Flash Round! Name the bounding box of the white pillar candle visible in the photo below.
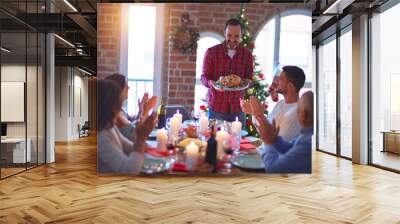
[186,141,199,170]
[231,116,242,134]
[170,116,181,138]
[199,115,209,133]
[175,109,183,125]
[156,128,168,152]
[216,127,229,160]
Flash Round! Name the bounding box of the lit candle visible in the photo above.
[216,127,229,160]
[186,141,199,170]
[156,128,168,152]
[170,115,181,138]
[175,109,183,125]
[231,116,242,134]
[199,115,209,133]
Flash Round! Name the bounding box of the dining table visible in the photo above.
[140,119,267,175]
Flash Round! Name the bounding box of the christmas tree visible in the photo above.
[235,5,269,137]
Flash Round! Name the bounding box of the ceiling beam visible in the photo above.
[322,0,356,15]
[55,55,96,71]
[67,13,97,41]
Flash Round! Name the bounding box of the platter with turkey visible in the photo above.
[212,74,249,91]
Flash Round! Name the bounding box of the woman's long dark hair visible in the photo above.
[97,79,123,131]
[105,73,127,98]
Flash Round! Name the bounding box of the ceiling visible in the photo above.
[0,0,98,74]
[311,0,390,43]
[1,0,394,74]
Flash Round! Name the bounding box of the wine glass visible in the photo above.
[229,131,241,155]
[165,118,171,130]
[191,110,200,121]
[189,111,198,128]
[215,119,223,131]
[223,146,234,173]
[166,140,177,164]
[165,118,176,144]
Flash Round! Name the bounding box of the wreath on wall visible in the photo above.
[170,13,199,55]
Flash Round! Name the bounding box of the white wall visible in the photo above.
[1,64,46,164]
[1,65,26,137]
[54,67,89,141]
[71,72,89,138]
[55,66,70,141]
[1,65,38,137]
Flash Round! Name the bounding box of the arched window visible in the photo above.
[279,11,312,96]
[254,17,276,85]
[254,10,311,109]
[194,32,223,113]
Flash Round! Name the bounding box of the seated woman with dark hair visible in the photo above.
[105,73,157,141]
[97,79,157,174]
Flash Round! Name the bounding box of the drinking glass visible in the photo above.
[165,118,171,131]
[166,140,177,164]
[229,131,241,155]
[191,110,200,121]
[223,146,234,173]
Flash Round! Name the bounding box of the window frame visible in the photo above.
[195,32,224,85]
[254,9,313,100]
[280,9,313,88]
[119,3,165,114]
[368,1,400,173]
[314,21,353,161]
[194,32,223,112]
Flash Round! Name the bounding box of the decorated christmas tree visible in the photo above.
[235,6,269,137]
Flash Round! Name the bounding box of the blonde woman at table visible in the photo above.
[97,79,158,174]
[105,73,157,141]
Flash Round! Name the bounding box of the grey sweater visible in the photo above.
[98,126,144,174]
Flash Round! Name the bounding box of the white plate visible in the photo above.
[149,130,158,138]
[244,136,259,143]
[212,79,249,91]
[141,156,171,174]
[231,153,265,170]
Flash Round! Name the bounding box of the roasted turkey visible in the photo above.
[218,74,242,88]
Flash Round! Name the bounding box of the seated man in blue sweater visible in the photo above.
[249,91,313,173]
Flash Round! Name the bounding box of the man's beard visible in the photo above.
[226,40,238,49]
[276,88,286,95]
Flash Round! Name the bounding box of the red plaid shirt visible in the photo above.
[201,42,253,113]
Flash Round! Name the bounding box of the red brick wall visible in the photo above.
[97,4,121,79]
[96,3,310,110]
[165,3,310,110]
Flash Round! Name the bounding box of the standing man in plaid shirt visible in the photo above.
[201,18,253,124]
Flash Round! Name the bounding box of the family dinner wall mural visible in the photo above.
[97,3,313,175]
